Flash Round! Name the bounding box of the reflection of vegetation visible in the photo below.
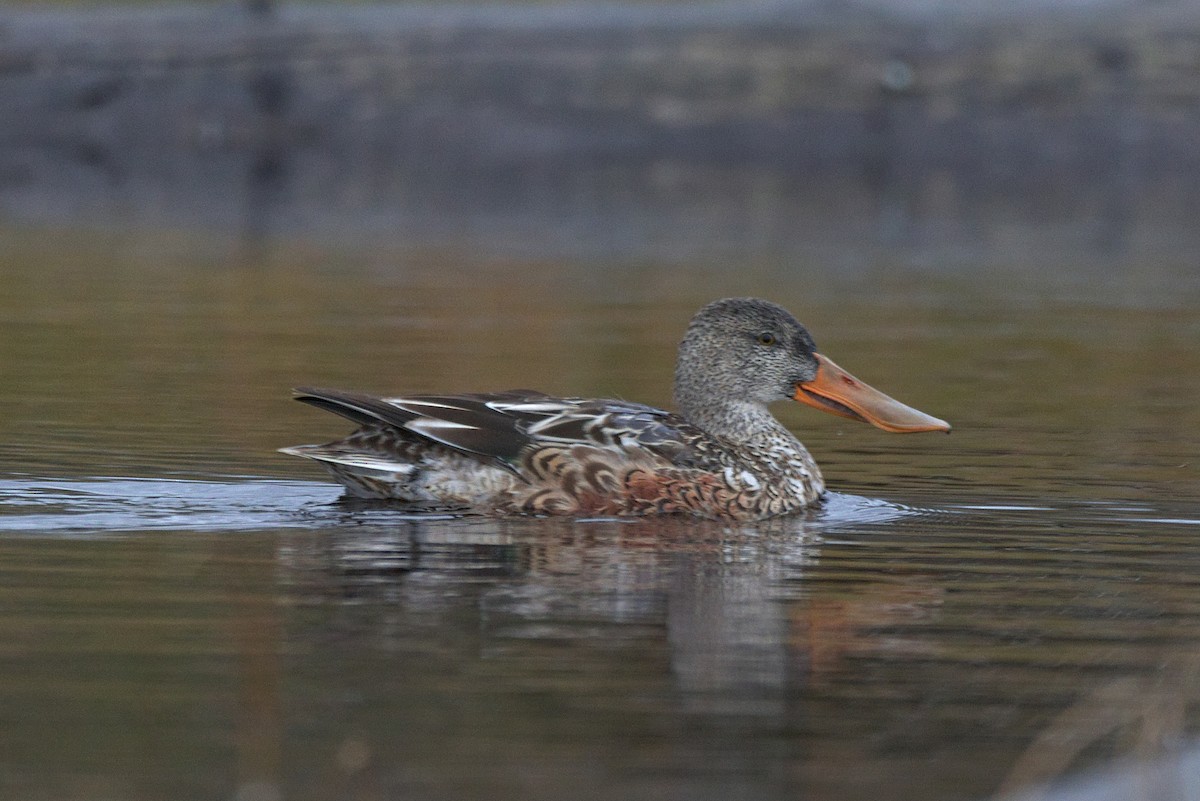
[997,649,1200,799]
[789,581,944,683]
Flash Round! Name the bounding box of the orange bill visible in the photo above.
[793,353,951,433]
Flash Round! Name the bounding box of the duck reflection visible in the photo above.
[275,510,944,701]
[230,504,976,799]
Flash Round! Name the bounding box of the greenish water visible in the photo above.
[2,215,1199,801]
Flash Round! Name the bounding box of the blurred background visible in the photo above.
[3,0,1200,290]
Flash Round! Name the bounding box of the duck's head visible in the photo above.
[675,297,950,434]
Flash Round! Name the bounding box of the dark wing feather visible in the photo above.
[293,388,401,428]
[293,387,542,469]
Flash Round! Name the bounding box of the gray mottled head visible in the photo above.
[674,298,819,434]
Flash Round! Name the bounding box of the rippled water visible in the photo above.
[2,177,1200,800]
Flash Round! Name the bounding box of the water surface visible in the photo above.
[2,176,1199,800]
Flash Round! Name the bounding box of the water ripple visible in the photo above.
[0,476,340,535]
[0,477,941,536]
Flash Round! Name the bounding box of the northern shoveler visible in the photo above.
[281,297,950,520]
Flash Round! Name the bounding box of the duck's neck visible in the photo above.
[676,394,796,447]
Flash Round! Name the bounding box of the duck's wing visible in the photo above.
[291,387,703,475]
[515,397,702,468]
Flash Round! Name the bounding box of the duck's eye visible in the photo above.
[757,332,777,346]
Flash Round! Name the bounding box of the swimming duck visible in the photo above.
[281,297,949,520]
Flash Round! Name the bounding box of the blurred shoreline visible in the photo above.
[4,1,1197,159]
[1,1,1198,290]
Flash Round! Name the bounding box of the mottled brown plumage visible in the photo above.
[281,298,950,520]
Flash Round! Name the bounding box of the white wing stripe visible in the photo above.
[407,418,480,432]
[383,398,464,411]
[489,402,572,414]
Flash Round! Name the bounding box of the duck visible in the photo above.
[281,297,949,520]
